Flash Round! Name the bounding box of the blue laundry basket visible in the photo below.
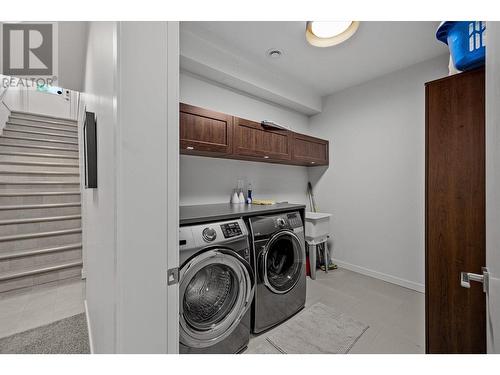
[436,21,486,71]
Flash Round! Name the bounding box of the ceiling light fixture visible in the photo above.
[306,21,360,47]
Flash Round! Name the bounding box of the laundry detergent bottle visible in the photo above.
[247,182,253,204]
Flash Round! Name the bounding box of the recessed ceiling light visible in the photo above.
[306,21,360,47]
[266,48,283,59]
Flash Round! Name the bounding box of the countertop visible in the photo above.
[180,202,306,225]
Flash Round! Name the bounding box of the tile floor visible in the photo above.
[245,268,425,354]
[0,277,85,339]
[0,269,424,354]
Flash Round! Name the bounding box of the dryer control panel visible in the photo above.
[286,212,303,228]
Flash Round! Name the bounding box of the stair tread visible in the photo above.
[0,170,79,176]
[0,183,79,187]
[3,128,78,139]
[10,111,77,123]
[0,135,78,146]
[0,180,80,187]
[0,260,82,281]
[0,202,80,210]
[0,191,80,196]
[0,227,82,242]
[6,121,78,134]
[0,160,79,167]
[0,151,79,159]
[0,242,82,261]
[8,117,77,128]
[0,214,81,225]
[0,143,79,151]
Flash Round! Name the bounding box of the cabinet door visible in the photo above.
[292,133,329,166]
[426,69,485,353]
[233,117,292,162]
[180,103,233,156]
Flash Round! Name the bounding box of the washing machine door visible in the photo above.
[261,231,304,294]
[179,248,254,348]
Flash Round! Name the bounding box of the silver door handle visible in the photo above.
[461,267,489,293]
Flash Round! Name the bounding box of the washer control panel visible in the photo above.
[220,222,243,239]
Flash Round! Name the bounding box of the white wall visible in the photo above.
[180,72,310,206]
[308,55,448,291]
[80,21,118,354]
[0,76,14,133]
[0,75,26,134]
[486,21,500,353]
[115,21,179,354]
[0,73,77,121]
[58,22,89,92]
[25,88,77,119]
[81,21,179,354]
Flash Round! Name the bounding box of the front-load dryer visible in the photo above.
[247,211,306,333]
[178,219,255,353]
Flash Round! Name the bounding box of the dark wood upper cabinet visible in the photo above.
[292,133,329,166]
[179,103,329,167]
[180,103,233,157]
[233,117,292,162]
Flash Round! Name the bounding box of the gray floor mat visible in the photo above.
[264,302,369,354]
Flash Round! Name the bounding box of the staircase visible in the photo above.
[0,111,82,293]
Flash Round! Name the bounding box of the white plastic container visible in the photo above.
[305,212,331,242]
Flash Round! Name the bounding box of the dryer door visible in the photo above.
[262,231,304,294]
[179,248,254,348]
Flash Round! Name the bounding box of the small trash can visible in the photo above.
[436,21,486,71]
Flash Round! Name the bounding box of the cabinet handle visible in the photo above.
[186,146,194,150]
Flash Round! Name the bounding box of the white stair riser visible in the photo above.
[0,176,79,184]
[9,114,77,126]
[5,122,78,136]
[0,137,78,149]
[0,144,78,157]
[0,206,80,220]
[3,128,78,142]
[0,231,82,252]
[0,154,79,164]
[0,184,79,193]
[0,218,81,236]
[0,265,81,293]
[0,171,79,180]
[0,172,80,183]
[0,248,81,272]
[0,164,79,174]
[0,194,80,205]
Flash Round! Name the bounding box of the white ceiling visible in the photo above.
[180,21,448,114]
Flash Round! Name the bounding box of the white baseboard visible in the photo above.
[84,300,94,354]
[332,258,425,293]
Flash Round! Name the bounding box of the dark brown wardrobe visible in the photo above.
[425,68,485,353]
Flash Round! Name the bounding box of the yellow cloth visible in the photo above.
[251,199,276,205]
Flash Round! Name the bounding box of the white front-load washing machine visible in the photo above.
[179,219,255,353]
